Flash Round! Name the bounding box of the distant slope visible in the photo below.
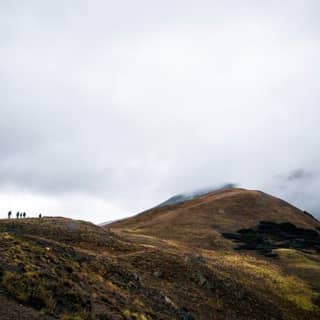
[99,184,237,227]
[109,188,320,249]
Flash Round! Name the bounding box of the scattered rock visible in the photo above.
[197,272,213,290]
[164,295,177,309]
[176,310,195,320]
[235,289,247,301]
[153,270,163,278]
[132,272,140,281]
[184,254,206,265]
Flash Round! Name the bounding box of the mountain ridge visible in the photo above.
[0,188,319,319]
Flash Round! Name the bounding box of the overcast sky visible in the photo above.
[0,1,319,223]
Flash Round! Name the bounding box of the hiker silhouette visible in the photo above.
[19,212,23,219]
[23,212,26,218]
[8,211,12,219]
[38,213,42,218]
[16,212,19,219]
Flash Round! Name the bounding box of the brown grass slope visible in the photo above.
[0,187,320,320]
[108,188,320,249]
[2,217,311,320]
[106,188,320,319]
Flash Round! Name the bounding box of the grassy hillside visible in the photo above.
[0,189,319,319]
[109,188,320,249]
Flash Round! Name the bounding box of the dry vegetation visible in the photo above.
[110,189,319,249]
[0,189,319,319]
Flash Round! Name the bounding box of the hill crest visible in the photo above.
[108,188,320,249]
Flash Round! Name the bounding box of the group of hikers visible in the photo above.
[7,211,42,219]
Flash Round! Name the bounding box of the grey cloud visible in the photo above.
[0,1,320,221]
[286,169,315,181]
[271,169,320,217]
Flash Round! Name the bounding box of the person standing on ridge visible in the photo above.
[23,212,26,219]
[8,211,12,219]
[38,213,42,218]
[16,211,19,219]
[19,212,23,219]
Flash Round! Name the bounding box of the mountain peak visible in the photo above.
[158,183,238,207]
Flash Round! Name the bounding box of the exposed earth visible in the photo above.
[0,188,320,319]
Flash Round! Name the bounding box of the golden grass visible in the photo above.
[276,249,320,291]
[203,250,318,312]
